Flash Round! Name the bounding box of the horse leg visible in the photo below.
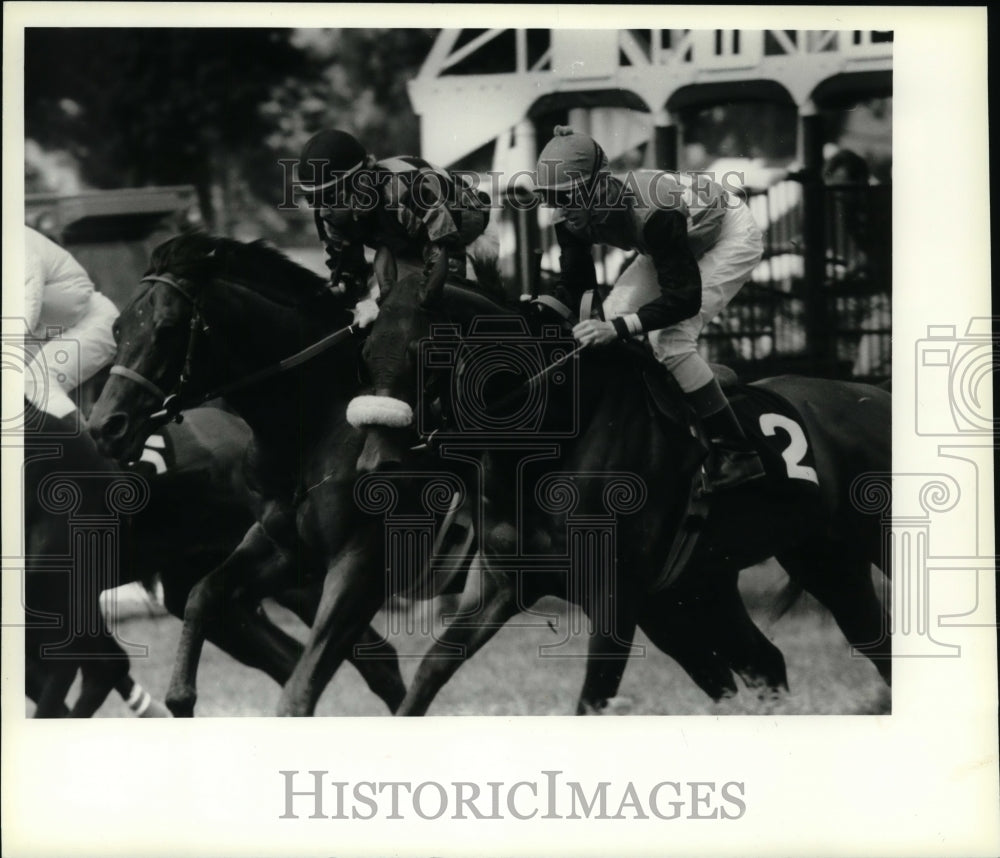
[396,553,521,716]
[697,573,789,697]
[112,674,170,718]
[71,643,130,718]
[33,662,77,718]
[777,543,891,685]
[26,658,71,717]
[166,523,284,717]
[344,629,407,714]
[277,537,384,717]
[273,584,407,713]
[576,591,639,715]
[637,600,739,704]
[163,572,304,687]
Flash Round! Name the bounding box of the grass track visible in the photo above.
[58,563,889,718]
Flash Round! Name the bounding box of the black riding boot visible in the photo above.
[700,404,766,492]
[686,378,765,493]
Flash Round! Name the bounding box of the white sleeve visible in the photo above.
[26,227,95,335]
[24,228,46,334]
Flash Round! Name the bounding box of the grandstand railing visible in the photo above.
[502,178,891,384]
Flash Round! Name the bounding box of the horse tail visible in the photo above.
[769,580,806,624]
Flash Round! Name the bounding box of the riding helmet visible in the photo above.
[534,126,610,194]
[297,129,369,193]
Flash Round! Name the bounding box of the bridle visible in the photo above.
[109,272,358,425]
[108,274,206,423]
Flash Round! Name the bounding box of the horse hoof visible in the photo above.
[166,689,197,718]
[604,696,634,715]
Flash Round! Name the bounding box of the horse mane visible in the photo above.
[467,250,511,305]
[148,232,330,306]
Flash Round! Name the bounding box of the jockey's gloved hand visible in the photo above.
[351,298,380,330]
[573,319,618,347]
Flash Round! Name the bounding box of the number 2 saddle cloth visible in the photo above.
[653,378,823,592]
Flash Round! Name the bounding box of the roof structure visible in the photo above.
[408,29,893,167]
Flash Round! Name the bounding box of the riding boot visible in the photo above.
[701,406,766,492]
[685,379,766,493]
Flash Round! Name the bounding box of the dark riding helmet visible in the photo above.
[297,130,369,201]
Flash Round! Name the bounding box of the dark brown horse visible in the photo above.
[87,235,418,716]
[24,396,405,716]
[86,235,798,717]
[350,261,891,715]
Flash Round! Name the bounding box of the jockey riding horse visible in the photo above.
[533,126,767,493]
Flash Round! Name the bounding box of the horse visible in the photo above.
[23,400,174,716]
[24,397,406,716]
[86,234,800,717]
[87,234,425,716]
[348,257,892,716]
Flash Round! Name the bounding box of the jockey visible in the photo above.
[23,226,118,419]
[534,126,765,493]
[296,129,493,327]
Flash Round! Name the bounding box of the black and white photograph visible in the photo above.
[2,5,996,858]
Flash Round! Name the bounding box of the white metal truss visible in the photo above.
[408,29,892,167]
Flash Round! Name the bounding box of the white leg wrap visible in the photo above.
[346,395,413,428]
[126,683,143,707]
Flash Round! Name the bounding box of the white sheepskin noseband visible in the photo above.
[346,395,414,428]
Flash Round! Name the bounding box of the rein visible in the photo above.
[110,273,358,424]
[411,314,585,450]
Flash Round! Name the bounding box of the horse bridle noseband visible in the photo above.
[109,274,207,423]
[110,272,358,425]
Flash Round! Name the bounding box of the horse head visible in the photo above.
[89,233,341,461]
[349,251,575,474]
[348,251,448,473]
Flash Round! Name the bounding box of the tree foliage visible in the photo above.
[25,28,436,238]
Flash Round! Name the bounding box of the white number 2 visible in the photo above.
[758,413,819,484]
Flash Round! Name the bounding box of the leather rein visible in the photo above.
[109,273,357,425]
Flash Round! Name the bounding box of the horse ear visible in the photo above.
[373,246,397,300]
[418,247,448,308]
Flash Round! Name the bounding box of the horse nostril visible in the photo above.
[101,412,131,441]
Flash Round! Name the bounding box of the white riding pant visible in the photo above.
[602,199,764,392]
[24,291,118,418]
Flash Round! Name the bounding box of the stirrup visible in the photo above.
[704,449,766,493]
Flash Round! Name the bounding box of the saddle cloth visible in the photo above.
[127,407,252,489]
[646,374,821,592]
[728,382,821,498]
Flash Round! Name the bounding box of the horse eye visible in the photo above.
[153,319,182,339]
